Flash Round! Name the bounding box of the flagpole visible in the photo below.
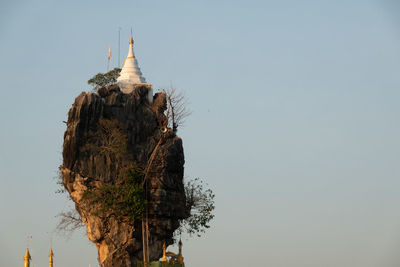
[118,27,121,68]
[107,45,111,72]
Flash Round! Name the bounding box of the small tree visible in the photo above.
[81,119,130,164]
[176,178,215,238]
[162,87,192,132]
[88,68,121,91]
[56,209,84,234]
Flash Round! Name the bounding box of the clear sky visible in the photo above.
[1,0,400,266]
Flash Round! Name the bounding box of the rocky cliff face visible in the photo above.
[60,84,187,267]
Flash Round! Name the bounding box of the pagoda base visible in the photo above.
[118,82,153,104]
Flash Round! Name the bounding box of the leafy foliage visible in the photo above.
[88,68,121,90]
[177,178,215,237]
[83,165,146,222]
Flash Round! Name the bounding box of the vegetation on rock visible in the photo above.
[56,209,84,234]
[80,118,130,167]
[81,118,146,222]
[88,68,121,90]
[162,87,192,132]
[83,165,146,222]
[178,178,215,237]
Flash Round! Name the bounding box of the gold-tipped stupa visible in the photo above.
[49,248,54,267]
[129,31,134,45]
[161,242,168,262]
[24,248,31,267]
[177,239,184,265]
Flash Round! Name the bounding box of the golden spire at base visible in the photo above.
[49,248,54,267]
[161,242,168,262]
[24,249,31,267]
[177,239,184,265]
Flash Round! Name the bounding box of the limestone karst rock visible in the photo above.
[60,84,187,267]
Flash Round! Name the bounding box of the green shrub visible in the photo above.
[84,164,146,222]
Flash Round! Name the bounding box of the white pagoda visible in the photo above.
[117,32,153,103]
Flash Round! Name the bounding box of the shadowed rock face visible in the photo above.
[61,85,187,267]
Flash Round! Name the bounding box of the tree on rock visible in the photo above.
[88,68,121,90]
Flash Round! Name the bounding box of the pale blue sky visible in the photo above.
[1,0,400,266]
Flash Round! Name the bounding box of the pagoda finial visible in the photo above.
[177,239,184,265]
[24,248,31,267]
[49,248,54,267]
[161,242,168,262]
[129,28,134,45]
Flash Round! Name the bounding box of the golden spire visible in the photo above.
[24,249,31,267]
[177,239,184,265]
[161,242,168,262]
[49,248,54,267]
[129,29,134,45]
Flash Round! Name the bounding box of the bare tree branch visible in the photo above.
[162,87,192,132]
[56,209,84,234]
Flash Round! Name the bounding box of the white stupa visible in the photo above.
[117,32,153,103]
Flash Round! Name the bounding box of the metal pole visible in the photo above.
[118,27,121,68]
